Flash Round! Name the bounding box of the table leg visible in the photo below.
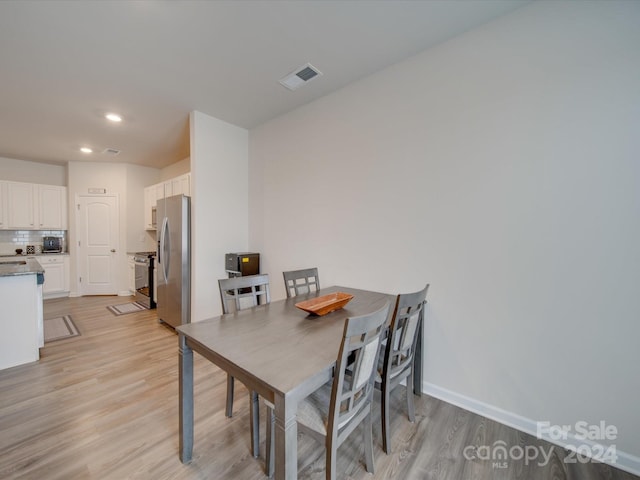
[274,393,297,480]
[250,391,260,457]
[179,333,194,463]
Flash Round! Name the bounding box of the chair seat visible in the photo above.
[265,384,336,437]
[297,381,332,435]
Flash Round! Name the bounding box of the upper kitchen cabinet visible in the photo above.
[144,173,190,230]
[156,173,191,200]
[6,181,35,228]
[38,184,68,229]
[171,173,191,197]
[5,181,68,230]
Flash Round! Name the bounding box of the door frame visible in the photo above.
[74,193,121,296]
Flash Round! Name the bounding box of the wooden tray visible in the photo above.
[295,292,354,316]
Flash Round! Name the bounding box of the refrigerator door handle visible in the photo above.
[160,216,170,282]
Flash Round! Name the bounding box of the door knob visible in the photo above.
[111,249,116,253]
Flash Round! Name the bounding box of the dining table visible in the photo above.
[177,285,423,480]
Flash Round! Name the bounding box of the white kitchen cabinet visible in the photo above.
[144,173,190,230]
[5,181,67,230]
[171,173,191,197]
[7,181,36,228]
[39,255,70,298]
[0,181,6,229]
[38,184,67,229]
[155,182,167,202]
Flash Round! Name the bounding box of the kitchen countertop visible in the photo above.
[0,257,45,278]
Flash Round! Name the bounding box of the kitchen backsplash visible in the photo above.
[0,230,67,255]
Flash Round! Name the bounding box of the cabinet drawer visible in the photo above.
[37,256,64,264]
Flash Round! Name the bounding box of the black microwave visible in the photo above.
[42,236,62,253]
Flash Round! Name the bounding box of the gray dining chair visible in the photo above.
[265,301,391,479]
[377,284,429,454]
[218,273,271,458]
[219,273,271,314]
[283,267,320,298]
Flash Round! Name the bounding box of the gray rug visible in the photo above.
[44,315,80,342]
[107,302,147,316]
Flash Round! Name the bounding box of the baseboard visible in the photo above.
[423,382,640,477]
[67,291,134,298]
[43,291,70,300]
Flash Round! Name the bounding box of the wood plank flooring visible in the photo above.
[0,295,637,480]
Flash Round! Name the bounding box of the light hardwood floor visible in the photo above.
[0,295,636,480]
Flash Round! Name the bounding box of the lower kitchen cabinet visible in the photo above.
[38,255,70,298]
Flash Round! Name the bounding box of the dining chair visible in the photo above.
[265,301,391,479]
[218,273,271,458]
[377,284,429,454]
[282,267,320,298]
[219,273,271,314]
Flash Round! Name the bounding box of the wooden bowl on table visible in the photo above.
[295,292,354,316]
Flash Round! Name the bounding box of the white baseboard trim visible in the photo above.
[423,382,640,477]
[43,291,70,300]
[117,290,133,297]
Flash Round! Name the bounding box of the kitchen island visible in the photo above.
[0,257,45,370]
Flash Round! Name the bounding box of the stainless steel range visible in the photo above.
[134,251,156,309]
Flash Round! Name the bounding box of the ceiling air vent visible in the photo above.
[102,148,121,156]
[279,63,323,91]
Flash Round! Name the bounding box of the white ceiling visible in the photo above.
[0,0,529,169]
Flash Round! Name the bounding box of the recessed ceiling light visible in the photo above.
[80,147,93,154]
[105,113,122,122]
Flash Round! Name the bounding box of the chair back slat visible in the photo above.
[283,267,320,298]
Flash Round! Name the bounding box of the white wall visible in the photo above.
[125,163,160,253]
[249,0,640,472]
[190,111,248,321]
[160,157,190,181]
[0,156,66,185]
[68,161,160,296]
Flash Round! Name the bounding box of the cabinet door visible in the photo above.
[7,181,35,228]
[171,173,191,197]
[38,185,67,229]
[42,262,65,294]
[155,183,166,202]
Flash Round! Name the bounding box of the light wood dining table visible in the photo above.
[177,285,423,480]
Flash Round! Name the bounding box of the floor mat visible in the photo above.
[44,315,80,342]
[106,302,148,316]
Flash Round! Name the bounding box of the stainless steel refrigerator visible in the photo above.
[156,194,191,328]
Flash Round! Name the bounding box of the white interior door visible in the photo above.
[77,195,119,295]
